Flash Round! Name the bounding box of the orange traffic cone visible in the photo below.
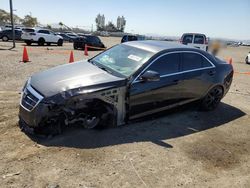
[21,47,30,63]
[84,44,88,56]
[69,51,74,63]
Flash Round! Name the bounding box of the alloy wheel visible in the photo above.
[202,86,223,110]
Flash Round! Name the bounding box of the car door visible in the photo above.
[129,52,183,119]
[182,34,194,45]
[180,52,216,100]
[49,31,58,43]
[38,30,49,42]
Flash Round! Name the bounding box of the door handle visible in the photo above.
[173,79,179,84]
[207,70,216,76]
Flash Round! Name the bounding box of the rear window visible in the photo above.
[182,53,202,71]
[182,53,213,71]
[87,36,100,43]
[128,35,138,41]
[194,35,205,44]
[182,35,193,44]
[38,30,50,34]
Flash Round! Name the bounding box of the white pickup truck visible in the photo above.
[21,28,63,46]
[180,33,208,51]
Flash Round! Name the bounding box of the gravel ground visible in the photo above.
[0,38,250,188]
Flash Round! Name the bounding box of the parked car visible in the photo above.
[121,35,145,43]
[0,29,22,41]
[21,29,63,46]
[19,40,233,135]
[57,33,77,42]
[246,52,250,64]
[180,33,208,51]
[73,35,105,50]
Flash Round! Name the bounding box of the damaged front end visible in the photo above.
[19,82,127,135]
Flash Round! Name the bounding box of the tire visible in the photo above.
[57,39,63,46]
[38,38,45,46]
[2,36,9,42]
[25,41,32,46]
[81,101,114,129]
[73,43,78,50]
[200,86,224,111]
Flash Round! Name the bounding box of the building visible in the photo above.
[117,16,126,32]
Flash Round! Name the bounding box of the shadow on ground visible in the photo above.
[29,102,245,149]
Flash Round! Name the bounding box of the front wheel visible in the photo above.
[73,43,78,50]
[57,39,63,46]
[2,36,9,42]
[200,86,224,111]
[25,41,32,46]
[38,38,45,46]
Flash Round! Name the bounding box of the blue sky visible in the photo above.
[1,0,250,40]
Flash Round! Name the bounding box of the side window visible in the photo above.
[38,30,50,34]
[194,35,205,44]
[122,36,126,42]
[182,35,193,44]
[94,37,100,43]
[148,53,180,75]
[182,53,202,71]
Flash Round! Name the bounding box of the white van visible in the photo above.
[180,33,208,51]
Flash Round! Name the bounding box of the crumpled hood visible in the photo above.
[30,60,125,97]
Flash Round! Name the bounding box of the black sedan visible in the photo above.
[73,35,105,50]
[57,33,77,42]
[0,29,22,41]
[19,41,233,135]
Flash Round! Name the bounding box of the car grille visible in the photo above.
[21,86,43,111]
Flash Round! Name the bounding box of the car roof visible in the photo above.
[182,33,206,36]
[123,40,194,53]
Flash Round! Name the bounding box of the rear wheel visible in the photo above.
[25,41,32,46]
[73,43,78,50]
[2,36,9,42]
[57,39,63,46]
[200,86,224,111]
[38,38,45,46]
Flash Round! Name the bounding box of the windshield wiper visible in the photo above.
[98,66,113,74]
[88,59,113,74]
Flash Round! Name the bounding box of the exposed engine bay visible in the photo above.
[19,85,127,135]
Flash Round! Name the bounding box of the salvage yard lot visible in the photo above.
[0,38,250,188]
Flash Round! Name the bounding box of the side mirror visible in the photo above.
[140,70,160,82]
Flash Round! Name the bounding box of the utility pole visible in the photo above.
[9,0,15,48]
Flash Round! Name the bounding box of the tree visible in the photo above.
[46,24,52,29]
[95,14,105,31]
[105,22,117,32]
[22,15,37,27]
[59,22,64,30]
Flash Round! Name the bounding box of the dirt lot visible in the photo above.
[0,38,250,188]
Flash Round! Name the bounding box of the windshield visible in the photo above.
[91,44,154,77]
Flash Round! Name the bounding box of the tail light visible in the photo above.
[29,32,36,36]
